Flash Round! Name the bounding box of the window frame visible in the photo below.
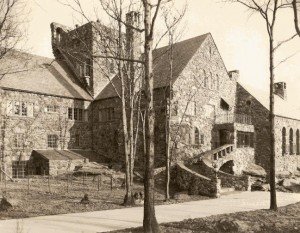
[47,134,58,149]
[14,133,24,149]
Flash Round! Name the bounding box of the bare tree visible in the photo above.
[229,0,297,211]
[57,0,145,205]
[0,0,27,59]
[292,0,300,36]
[161,4,186,201]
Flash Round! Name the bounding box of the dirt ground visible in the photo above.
[0,174,208,220]
[111,202,300,233]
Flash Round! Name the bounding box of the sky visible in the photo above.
[24,0,300,108]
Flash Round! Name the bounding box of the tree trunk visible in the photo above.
[269,33,278,211]
[118,14,133,205]
[293,0,300,37]
[165,36,174,201]
[165,98,171,201]
[143,1,160,232]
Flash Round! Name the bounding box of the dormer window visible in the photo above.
[220,98,230,111]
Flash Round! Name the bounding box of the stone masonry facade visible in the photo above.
[236,84,300,174]
[1,12,299,178]
[0,89,92,177]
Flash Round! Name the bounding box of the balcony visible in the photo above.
[215,113,252,125]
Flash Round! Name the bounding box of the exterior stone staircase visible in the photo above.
[199,144,235,169]
[188,144,251,193]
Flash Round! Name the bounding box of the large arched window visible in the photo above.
[296,129,300,155]
[210,71,213,89]
[289,128,294,155]
[195,127,200,145]
[203,70,208,88]
[282,127,286,156]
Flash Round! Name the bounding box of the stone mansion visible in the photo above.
[0,12,299,178]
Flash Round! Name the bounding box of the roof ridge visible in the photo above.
[154,33,211,52]
[6,49,54,61]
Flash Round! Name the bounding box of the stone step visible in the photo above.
[220,187,235,193]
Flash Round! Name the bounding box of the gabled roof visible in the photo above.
[0,50,92,100]
[95,33,210,100]
[238,83,300,121]
[33,150,85,161]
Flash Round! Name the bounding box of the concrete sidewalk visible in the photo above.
[0,192,299,233]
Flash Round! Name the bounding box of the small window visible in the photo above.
[21,103,27,116]
[237,131,254,148]
[220,99,230,111]
[200,134,204,145]
[74,108,78,121]
[48,134,58,148]
[46,105,59,113]
[172,101,178,116]
[13,101,29,117]
[68,108,73,120]
[12,161,28,178]
[99,108,115,122]
[78,109,83,121]
[110,62,115,73]
[14,101,20,115]
[194,127,200,145]
[282,127,287,156]
[290,128,294,155]
[14,134,24,149]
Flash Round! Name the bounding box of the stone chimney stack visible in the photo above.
[274,82,287,100]
[126,11,141,60]
[228,70,240,81]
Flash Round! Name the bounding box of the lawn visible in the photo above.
[0,173,208,220]
[111,202,300,233]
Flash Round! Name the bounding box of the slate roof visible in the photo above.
[96,33,210,100]
[0,50,92,100]
[33,150,86,161]
[238,83,300,121]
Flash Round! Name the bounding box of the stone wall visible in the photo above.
[170,35,237,161]
[274,116,300,173]
[232,147,255,174]
[49,159,85,176]
[236,83,300,174]
[171,163,219,197]
[218,172,251,191]
[0,89,92,177]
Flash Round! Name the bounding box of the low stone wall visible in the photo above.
[187,161,251,191]
[49,159,85,176]
[218,172,251,191]
[171,163,220,197]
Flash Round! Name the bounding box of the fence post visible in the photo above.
[27,175,30,194]
[4,174,7,194]
[110,175,113,191]
[97,175,100,191]
[67,174,69,193]
[83,172,85,185]
[48,175,51,193]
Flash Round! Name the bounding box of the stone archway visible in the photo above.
[219,160,234,174]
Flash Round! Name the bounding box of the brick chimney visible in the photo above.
[274,82,287,100]
[228,70,239,81]
[126,11,141,60]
